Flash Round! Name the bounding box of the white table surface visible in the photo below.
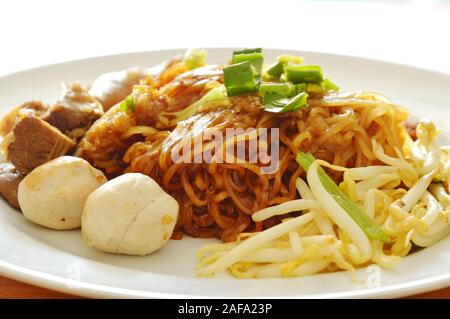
[1,0,450,77]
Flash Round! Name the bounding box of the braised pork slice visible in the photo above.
[0,162,23,209]
[0,100,47,137]
[41,82,103,139]
[5,116,75,174]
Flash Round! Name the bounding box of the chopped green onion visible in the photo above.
[233,52,264,75]
[183,49,207,70]
[278,55,303,65]
[285,65,323,84]
[321,78,339,91]
[265,55,304,78]
[119,95,136,113]
[223,61,258,96]
[262,91,284,108]
[166,85,231,124]
[233,48,262,55]
[265,61,284,77]
[295,152,390,242]
[260,83,304,113]
[264,92,308,114]
[306,83,323,94]
[305,79,340,95]
[259,82,295,97]
[295,83,306,94]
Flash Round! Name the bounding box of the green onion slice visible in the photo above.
[265,61,284,77]
[285,65,323,84]
[305,79,340,95]
[119,95,136,113]
[306,83,324,94]
[166,85,231,124]
[263,91,308,114]
[259,82,295,97]
[295,83,306,94]
[184,48,207,70]
[278,55,304,65]
[233,48,262,55]
[265,55,304,78]
[233,52,264,75]
[223,61,258,96]
[321,78,339,91]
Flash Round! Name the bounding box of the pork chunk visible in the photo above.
[5,116,75,174]
[41,82,103,139]
[0,100,47,137]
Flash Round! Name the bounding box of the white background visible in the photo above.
[0,0,450,76]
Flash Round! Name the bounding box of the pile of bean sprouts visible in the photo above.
[197,120,450,278]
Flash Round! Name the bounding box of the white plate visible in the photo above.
[0,49,449,299]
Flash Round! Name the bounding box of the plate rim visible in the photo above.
[2,46,450,81]
[1,258,449,299]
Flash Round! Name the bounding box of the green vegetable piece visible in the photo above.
[264,92,309,114]
[233,52,264,75]
[306,83,324,94]
[266,61,284,77]
[305,78,340,95]
[278,55,303,65]
[223,61,258,96]
[265,55,304,78]
[262,91,284,108]
[168,85,230,123]
[321,78,339,91]
[259,82,295,97]
[119,95,136,113]
[285,65,323,84]
[296,152,390,242]
[184,49,207,70]
[233,48,262,55]
[295,83,306,94]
